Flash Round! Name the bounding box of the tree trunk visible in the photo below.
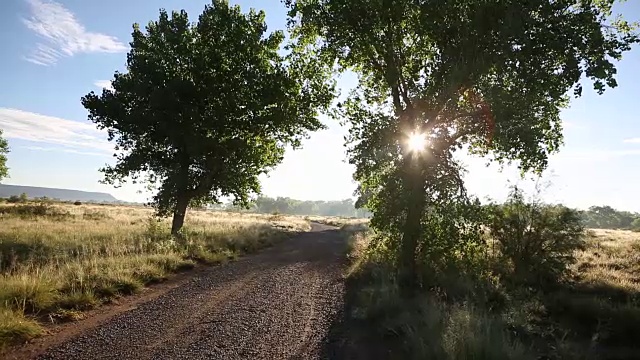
[171,195,190,236]
[399,158,426,297]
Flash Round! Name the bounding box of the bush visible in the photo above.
[6,194,30,204]
[73,201,82,206]
[7,196,20,204]
[486,187,585,285]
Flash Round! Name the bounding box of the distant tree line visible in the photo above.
[215,196,372,218]
[579,205,640,231]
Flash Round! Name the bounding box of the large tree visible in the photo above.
[83,0,333,234]
[286,0,638,290]
[0,129,9,182]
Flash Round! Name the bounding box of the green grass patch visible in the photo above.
[0,308,44,349]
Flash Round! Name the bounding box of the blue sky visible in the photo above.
[0,0,639,212]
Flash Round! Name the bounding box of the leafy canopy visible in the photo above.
[0,129,9,182]
[288,0,638,175]
[82,0,333,219]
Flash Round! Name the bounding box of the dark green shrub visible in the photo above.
[7,195,20,204]
[6,193,28,204]
[486,187,585,286]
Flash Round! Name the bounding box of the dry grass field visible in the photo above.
[0,201,310,348]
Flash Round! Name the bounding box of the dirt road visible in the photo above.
[14,223,347,360]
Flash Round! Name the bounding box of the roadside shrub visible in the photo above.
[486,187,585,286]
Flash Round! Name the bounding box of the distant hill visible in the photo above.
[0,184,119,203]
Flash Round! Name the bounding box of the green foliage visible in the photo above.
[286,0,638,289]
[0,129,8,182]
[81,0,334,233]
[485,187,585,285]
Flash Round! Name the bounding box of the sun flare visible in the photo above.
[407,132,427,152]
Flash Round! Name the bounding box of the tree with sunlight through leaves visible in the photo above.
[285,0,639,292]
[82,0,334,235]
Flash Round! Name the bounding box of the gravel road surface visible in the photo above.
[31,223,346,360]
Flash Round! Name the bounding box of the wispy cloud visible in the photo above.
[623,137,640,144]
[22,145,109,157]
[94,80,113,91]
[22,0,127,65]
[0,108,112,154]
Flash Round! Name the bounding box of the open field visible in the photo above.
[0,201,310,349]
[340,226,640,360]
[7,199,636,359]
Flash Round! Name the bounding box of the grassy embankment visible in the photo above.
[0,201,309,348]
[340,225,640,360]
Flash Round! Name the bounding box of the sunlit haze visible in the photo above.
[1,0,640,211]
[407,132,428,153]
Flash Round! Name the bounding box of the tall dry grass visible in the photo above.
[541,228,640,357]
[342,225,640,359]
[0,202,309,348]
